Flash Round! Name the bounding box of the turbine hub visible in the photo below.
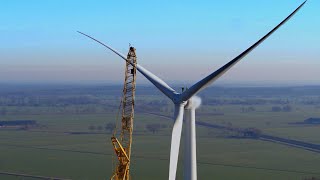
[185,96,201,109]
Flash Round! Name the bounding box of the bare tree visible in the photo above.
[105,122,116,133]
[146,123,161,134]
[88,125,95,131]
[97,125,103,131]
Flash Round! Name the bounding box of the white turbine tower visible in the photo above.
[78,1,306,179]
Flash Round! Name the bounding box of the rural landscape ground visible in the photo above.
[0,84,319,180]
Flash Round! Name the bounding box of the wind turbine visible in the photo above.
[78,1,306,179]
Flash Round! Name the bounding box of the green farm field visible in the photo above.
[0,85,320,179]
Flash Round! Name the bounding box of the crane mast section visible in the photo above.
[111,47,137,180]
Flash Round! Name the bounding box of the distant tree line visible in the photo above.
[88,122,116,133]
[202,98,290,106]
[271,105,292,112]
[303,177,320,180]
[145,123,168,134]
[87,122,169,135]
[0,95,103,106]
[241,106,256,113]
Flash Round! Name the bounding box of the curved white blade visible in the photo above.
[180,0,307,102]
[169,104,185,180]
[136,64,178,101]
[77,31,177,100]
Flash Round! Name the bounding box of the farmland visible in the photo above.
[0,84,319,180]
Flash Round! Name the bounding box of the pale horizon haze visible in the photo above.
[0,0,319,86]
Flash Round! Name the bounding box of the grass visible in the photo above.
[0,110,320,180]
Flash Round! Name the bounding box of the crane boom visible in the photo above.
[111,47,137,180]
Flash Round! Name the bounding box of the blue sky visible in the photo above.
[0,0,319,85]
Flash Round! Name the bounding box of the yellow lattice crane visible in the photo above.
[110,46,137,180]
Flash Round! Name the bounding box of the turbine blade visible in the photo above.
[77,31,128,60]
[136,64,178,100]
[169,104,185,180]
[180,1,306,102]
[78,31,177,100]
